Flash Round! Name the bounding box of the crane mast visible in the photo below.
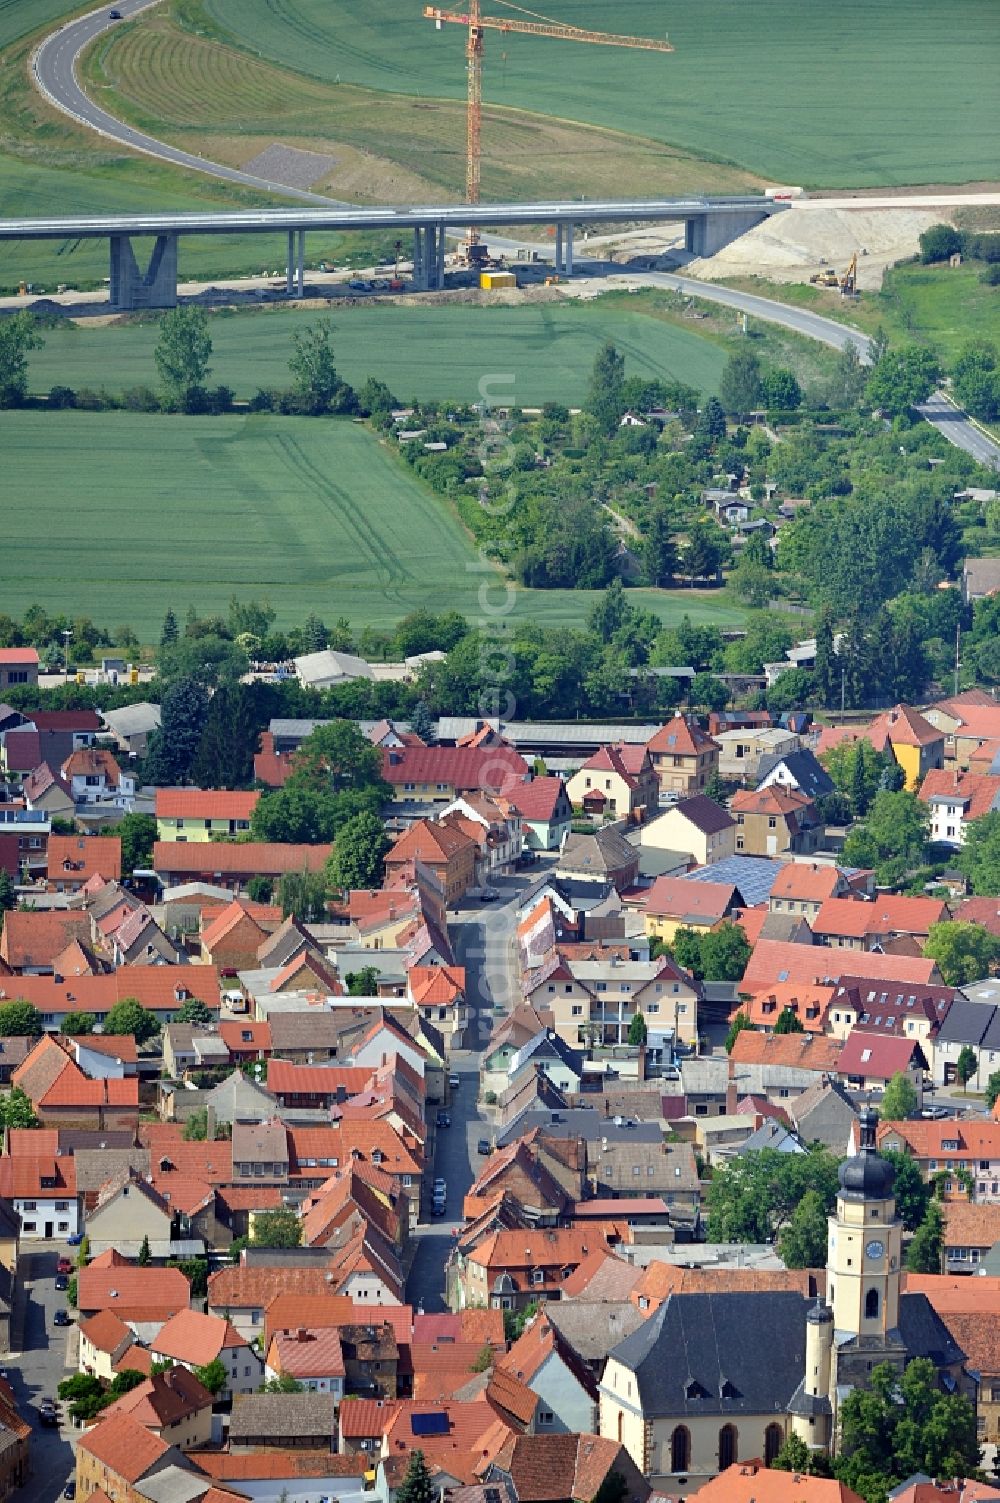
[424,2,673,257]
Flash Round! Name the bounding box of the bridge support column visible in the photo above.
[286,231,295,296]
[564,223,574,275]
[109,233,178,310]
[296,228,305,297]
[435,225,446,290]
[554,223,564,274]
[412,227,425,290]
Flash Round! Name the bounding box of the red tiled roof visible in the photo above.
[151,1308,244,1366]
[504,777,567,823]
[868,703,943,749]
[77,1410,171,1482]
[741,939,938,992]
[267,1060,371,1095]
[77,1265,191,1317]
[386,819,478,866]
[38,1072,138,1108]
[156,789,260,820]
[409,965,466,1006]
[0,1154,76,1198]
[337,1397,403,1437]
[813,894,947,939]
[218,1020,272,1054]
[269,1326,346,1378]
[0,909,92,970]
[769,863,844,903]
[646,712,718,757]
[192,1452,369,1480]
[728,1031,843,1071]
[47,835,121,883]
[153,841,331,875]
[78,1309,134,1355]
[381,746,529,791]
[0,647,38,665]
[642,875,739,921]
[2,966,222,1016]
[730,785,816,817]
[919,768,1000,820]
[837,1031,923,1079]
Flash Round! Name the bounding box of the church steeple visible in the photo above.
[827,1109,902,1338]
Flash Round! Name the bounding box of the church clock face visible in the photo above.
[866,1239,885,1259]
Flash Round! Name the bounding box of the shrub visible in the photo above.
[981,264,1000,286]
[209,384,234,414]
[47,384,76,409]
[248,387,279,411]
[122,384,161,412]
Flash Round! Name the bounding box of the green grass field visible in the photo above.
[198,0,998,188]
[0,409,745,637]
[25,299,727,404]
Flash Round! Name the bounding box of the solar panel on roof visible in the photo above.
[411,1412,449,1437]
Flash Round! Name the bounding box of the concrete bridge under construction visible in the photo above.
[0,197,785,310]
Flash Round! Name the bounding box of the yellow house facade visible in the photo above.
[155,789,259,843]
[639,796,735,867]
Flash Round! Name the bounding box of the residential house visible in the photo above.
[645,714,720,797]
[756,747,836,803]
[0,802,53,876]
[153,841,332,895]
[150,1308,263,1399]
[482,1432,649,1503]
[451,1228,606,1313]
[824,978,953,1057]
[737,982,834,1034]
[865,704,945,791]
[74,1410,179,1503]
[714,727,801,784]
[739,939,939,994]
[786,1076,859,1155]
[637,796,735,867]
[439,792,522,874]
[878,1118,1000,1201]
[836,1032,927,1102]
[730,786,821,857]
[200,898,276,972]
[919,768,1000,846]
[78,1309,148,1383]
[768,863,850,920]
[812,894,948,951]
[556,829,640,895]
[265,1326,346,1396]
[589,1140,699,1217]
[381,745,530,805]
[506,1031,585,1097]
[406,965,469,1046]
[941,1202,1000,1274]
[525,950,700,1051]
[0,1154,78,1240]
[692,1462,865,1503]
[97,1365,215,1450]
[228,1391,336,1451]
[19,764,75,822]
[565,745,659,823]
[640,875,744,946]
[101,702,162,759]
[506,778,573,851]
[933,998,1000,1089]
[77,1259,192,1339]
[0,647,38,691]
[156,788,260,842]
[61,747,136,809]
[207,1265,343,1342]
[497,1312,598,1433]
[84,1170,196,1261]
[46,834,122,891]
[0,909,92,973]
[383,819,478,907]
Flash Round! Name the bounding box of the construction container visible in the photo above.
[480,271,516,290]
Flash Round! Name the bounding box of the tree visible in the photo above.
[246,875,273,904]
[158,634,249,689]
[586,341,626,434]
[879,1071,918,1121]
[194,1358,228,1397]
[289,319,353,413]
[835,1357,978,1501]
[777,1189,829,1269]
[706,1146,841,1243]
[154,306,212,410]
[410,700,436,743]
[137,1235,151,1266]
[277,868,328,922]
[924,920,1000,986]
[0,869,15,932]
[761,367,802,411]
[987,1070,1000,1112]
[183,1108,209,1141]
[0,311,43,407]
[58,1372,108,1423]
[880,1149,930,1232]
[956,1045,978,1089]
[643,504,679,589]
[114,813,157,876]
[842,789,928,886]
[773,1006,805,1035]
[59,1013,95,1036]
[725,1011,755,1054]
[328,811,390,892]
[174,996,213,1027]
[919,223,962,263]
[102,998,161,1045]
[684,523,726,585]
[829,340,867,410]
[700,922,751,983]
[396,1450,436,1503]
[952,339,1000,423]
[771,1433,829,1475]
[143,677,208,786]
[719,348,762,418]
[0,1000,42,1037]
[0,1087,37,1130]
[251,1208,302,1248]
[160,608,179,646]
[471,1343,494,1374]
[864,346,941,418]
[259,1372,303,1393]
[688,671,730,713]
[628,1011,647,1046]
[346,964,380,997]
[190,683,260,789]
[958,811,1000,895]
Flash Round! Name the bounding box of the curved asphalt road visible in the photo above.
[31,0,341,204]
[29,3,1000,471]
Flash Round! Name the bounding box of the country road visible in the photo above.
[24,0,1000,472]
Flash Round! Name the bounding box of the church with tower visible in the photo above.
[599,1111,971,1489]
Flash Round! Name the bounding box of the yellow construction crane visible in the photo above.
[423,1,673,257]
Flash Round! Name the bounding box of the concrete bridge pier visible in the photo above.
[552,223,574,275]
[109,232,178,310]
[413,226,446,291]
[685,207,769,258]
[286,229,305,296]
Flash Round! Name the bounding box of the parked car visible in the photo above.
[449,1074,461,1090]
[57,1257,72,1275]
[54,1274,68,1292]
[66,1234,84,1247]
[64,1483,76,1501]
[479,888,499,902]
[430,1199,447,1217]
[53,1309,70,1328]
[518,849,537,866]
[433,1177,447,1197]
[478,1138,491,1155]
[108,8,122,17]
[436,1111,450,1128]
[921,1105,950,1119]
[38,1400,58,1426]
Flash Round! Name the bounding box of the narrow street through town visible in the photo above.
[405,869,528,1313]
[9,1246,77,1503]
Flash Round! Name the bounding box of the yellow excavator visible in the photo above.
[809,251,859,297]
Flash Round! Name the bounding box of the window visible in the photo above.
[764,1425,783,1466]
[718,1424,738,1470]
[539,1410,555,1426]
[865,1288,880,1320]
[768,816,777,829]
[647,1003,659,1015]
[670,1427,690,1473]
[571,1005,583,1017]
[531,1269,544,1285]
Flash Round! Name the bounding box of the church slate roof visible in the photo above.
[606,1290,809,1417]
[897,1293,966,1369]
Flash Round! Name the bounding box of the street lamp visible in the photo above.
[61,629,73,677]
